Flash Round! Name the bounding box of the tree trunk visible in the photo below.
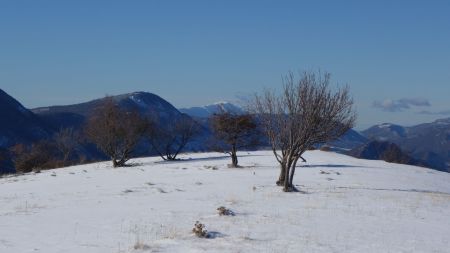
[111,154,119,167]
[276,162,286,186]
[230,145,238,167]
[113,159,126,167]
[283,159,293,192]
[282,166,291,192]
[167,154,176,161]
[288,158,299,191]
[277,154,292,186]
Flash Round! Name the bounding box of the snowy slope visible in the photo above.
[0,151,449,253]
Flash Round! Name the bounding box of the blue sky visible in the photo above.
[1,0,449,129]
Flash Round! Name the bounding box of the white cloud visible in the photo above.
[373,98,431,112]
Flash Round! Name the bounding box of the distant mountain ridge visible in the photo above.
[179,102,244,118]
[33,92,182,120]
[360,118,450,172]
[328,129,368,151]
[361,123,407,140]
[347,140,428,168]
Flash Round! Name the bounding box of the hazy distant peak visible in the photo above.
[179,102,243,118]
[434,118,450,125]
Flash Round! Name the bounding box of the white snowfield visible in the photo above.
[1,151,449,253]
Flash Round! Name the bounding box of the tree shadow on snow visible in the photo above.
[206,231,227,239]
[153,155,230,164]
[302,164,368,169]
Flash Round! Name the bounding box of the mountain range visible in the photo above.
[359,120,450,171]
[0,89,448,173]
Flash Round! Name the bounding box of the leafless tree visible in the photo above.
[252,71,356,192]
[210,112,259,167]
[148,116,199,161]
[54,127,79,165]
[85,97,150,167]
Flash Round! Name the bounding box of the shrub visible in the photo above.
[11,142,61,173]
[320,145,331,152]
[217,206,235,216]
[192,221,209,238]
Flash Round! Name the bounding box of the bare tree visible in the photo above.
[252,71,356,192]
[210,112,259,167]
[148,116,199,161]
[54,127,79,165]
[85,97,150,167]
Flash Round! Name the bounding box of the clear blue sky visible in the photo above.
[1,0,449,129]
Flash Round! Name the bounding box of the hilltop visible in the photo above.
[1,150,449,252]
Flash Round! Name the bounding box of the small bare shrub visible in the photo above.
[11,141,61,173]
[203,165,218,170]
[320,145,331,152]
[217,206,235,216]
[133,242,151,250]
[192,221,209,238]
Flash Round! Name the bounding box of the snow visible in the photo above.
[1,151,449,253]
[378,123,393,128]
[212,101,230,105]
[129,94,150,109]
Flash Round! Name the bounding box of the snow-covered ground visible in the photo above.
[1,151,449,253]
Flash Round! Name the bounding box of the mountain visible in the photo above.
[33,92,184,129]
[32,91,207,157]
[347,140,427,167]
[179,102,244,118]
[361,123,407,141]
[0,89,51,148]
[361,119,450,172]
[328,129,368,151]
[1,150,449,252]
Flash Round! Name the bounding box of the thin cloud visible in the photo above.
[373,98,431,112]
[417,110,450,116]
